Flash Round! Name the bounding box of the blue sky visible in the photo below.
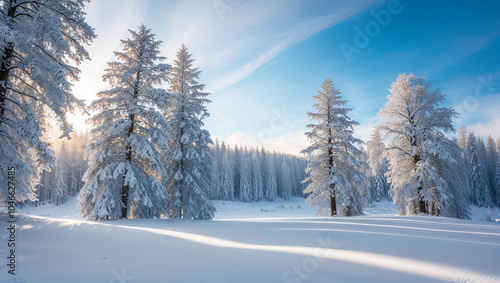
[71,0,500,155]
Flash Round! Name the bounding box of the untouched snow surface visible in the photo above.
[1,197,499,283]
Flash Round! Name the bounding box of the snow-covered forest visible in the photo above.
[1,1,499,220]
[32,135,308,209]
[1,1,500,282]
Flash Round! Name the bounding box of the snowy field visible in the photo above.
[1,198,500,283]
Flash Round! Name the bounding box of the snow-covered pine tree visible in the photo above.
[262,147,277,201]
[252,147,264,201]
[221,149,234,200]
[486,135,498,203]
[457,126,468,150]
[468,133,487,207]
[495,160,500,206]
[210,139,222,199]
[53,141,70,206]
[438,139,471,219]
[302,78,365,216]
[0,0,95,204]
[379,74,458,216]
[281,159,292,200]
[274,152,284,198]
[164,44,215,220]
[239,146,252,202]
[456,126,471,198]
[357,144,372,203]
[78,25,170,220]
[233,145,241,198]
[477,137,492,207]
[366,129,389,202]
[53,155,68,206]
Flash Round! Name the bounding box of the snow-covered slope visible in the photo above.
[1,198,499,283]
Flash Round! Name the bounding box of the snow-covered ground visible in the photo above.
[1,198,499,283]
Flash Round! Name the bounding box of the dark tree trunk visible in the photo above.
[411,137,427,215]
[178,94,185,218]
[417,186,426,214]
[121,67,141,219]
[327,107,336,216]
[0,1,17,124]
[330,193,336,216]
[121,113,134,219]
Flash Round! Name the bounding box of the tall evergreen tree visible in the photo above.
[438,139,471,219]
[0,0,95,203]
[457,126,468,150]
[495,160,500,207]
[281,159,292,200]
[366,129,389,202]
[164,45,215,220]
[262,148,277,201]
[486,135,498,203]
[233,145,241,198]
[79,25,170,219]
[379,74,459,216]
[221,149,234,200]
[468,133,488,207]
[302,78,365,216]
[252,147,264,201]
[239,146,252,202]
[209,139,222,199]
[53,142,69,206]
[477,137,491,207]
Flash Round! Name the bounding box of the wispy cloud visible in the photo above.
[158,0,376,93]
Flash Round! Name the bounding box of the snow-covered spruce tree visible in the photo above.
[252,147,264,201]
[53,141,70,206]
[437,139,471,219]
[456,126,471,198]
[239,146,252,202]
[221,149,234,200]
[366,129,389,202]
[495,160,500,206]
[357,145,372,203]
[0,0,95,204]
[477,137,492,207]
[486,136,498,203]
[78,25,170,220]
[281,159,292,200]
[262,148,277,201]
[379,74,460,216]
[302,78,365,216]
[467,133,487,207]
[457,126,468,150]
[53,156,68,206]
[233,145,241,198]
[209,139,222,199]
[163,45,215,220]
